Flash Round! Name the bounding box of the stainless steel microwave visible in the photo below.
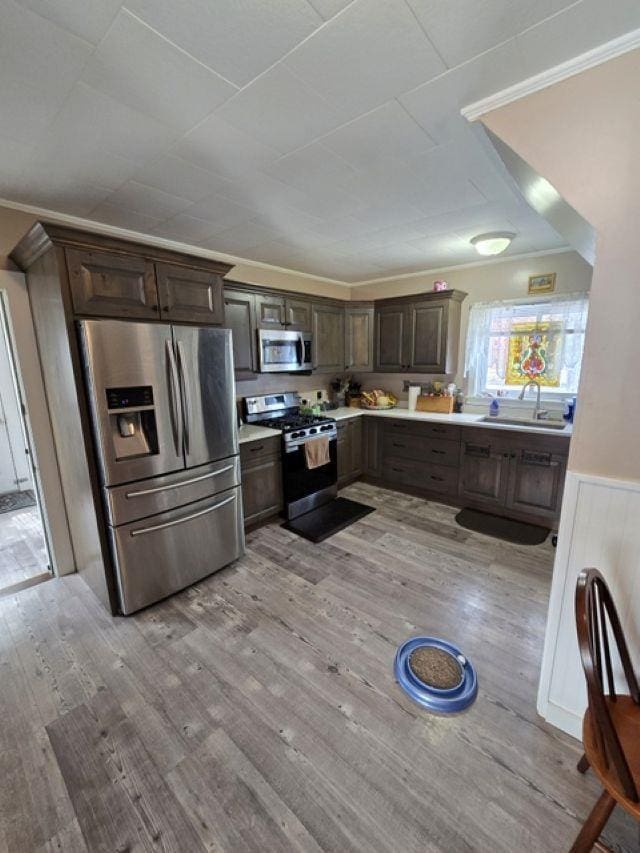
[258,329,312,373]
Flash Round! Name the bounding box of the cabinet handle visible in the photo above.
[249,444,264,452]
[503,452,509,458]
[432,428,446,434]
[391,467,404,473]
[431,449,445,455]
[392,442,405,448]
[510,452,516,459]
[430,475,444,482]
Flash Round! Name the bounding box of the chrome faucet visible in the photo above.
[518,379,548,420]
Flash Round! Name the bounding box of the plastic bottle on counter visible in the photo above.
[454,391,464,414]
[489,398,500,417]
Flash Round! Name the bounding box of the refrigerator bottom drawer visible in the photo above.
[110,485,244,614]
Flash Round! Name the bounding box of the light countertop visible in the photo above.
[326,406,572,437]
[238,406,572,442]
[238,424,281,444]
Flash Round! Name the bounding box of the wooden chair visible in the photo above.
[571,568,640,852]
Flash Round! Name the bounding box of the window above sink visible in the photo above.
[464,293,589,400]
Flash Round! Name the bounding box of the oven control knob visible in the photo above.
[290,431,299,439]
[309,428,317,434]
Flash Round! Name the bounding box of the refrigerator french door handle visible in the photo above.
[124,465,234,499]
[129,493,236,537]
[176,340,191,454]
[165,339,183,455]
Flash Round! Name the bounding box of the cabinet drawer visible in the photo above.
[383,419,461,442]
[240,435,281,465]
[382,433,459,467]
[385,457,458,495]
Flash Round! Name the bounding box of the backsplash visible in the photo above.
[235,372,330,401]
[352,373,455,401]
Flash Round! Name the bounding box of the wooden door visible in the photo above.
[156,263,224,324]
[66,248,158,319]
[375,305,406,371]
[345,306,374,372]
[459,440,509,507]
[506,448,567,521]
[240,437,283,528]
[336,420,352,487]
[285,298,312,331]
[224,289,256,380]
[406,301,447,373]
[363,417,382,478]
[350,417,363,477]
[255,294,285,329]
[312,304,345,373]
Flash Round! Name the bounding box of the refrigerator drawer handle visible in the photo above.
[125,465,234,499]
[176,340,191,455]
[130,493,236,537]
[166,340,183,455]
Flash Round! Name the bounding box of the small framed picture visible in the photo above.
[528,273,556,294]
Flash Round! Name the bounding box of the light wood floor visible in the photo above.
[0,503,49,590]
[0,482,637,852]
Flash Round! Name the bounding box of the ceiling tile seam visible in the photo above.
[515,0,585,41]
[164,0,359,136]
[401,0,450,70]
[119,7,241,90]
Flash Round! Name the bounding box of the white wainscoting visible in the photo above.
[537,470,640,739]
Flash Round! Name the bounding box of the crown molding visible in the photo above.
[349,246,573,286]
[461,27,640,122]
[0,197,348,287]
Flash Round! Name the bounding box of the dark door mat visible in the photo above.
[0,490,36,514]
[283,498,374,543]
[455,507,549,545]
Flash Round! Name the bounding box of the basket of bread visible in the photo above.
[360,389,398,410]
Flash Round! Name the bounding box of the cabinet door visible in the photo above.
[312,304,345,373]
[224,289,256,380]
[241,446,283,528]
[336,420,352,487]
[506,449,567,521]
[350,417,363,478]
[406,301,447,373]
[66,248,158,319]
[459,441,509,506]
[346,306,374,372]
[375,306,406,371]
[363,417,382,478]
[255,293,285,329]
[285,298,312,332]
[156,263,224,324]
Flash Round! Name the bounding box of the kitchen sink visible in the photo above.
[479,416,568,430]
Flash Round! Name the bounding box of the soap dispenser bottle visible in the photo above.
[489,398,500,417]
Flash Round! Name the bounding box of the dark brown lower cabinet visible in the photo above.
[506,449,567,521]
[363,417,382,478]
[459,440,510,507]
[337,417,363,487]
[240,436,283,528]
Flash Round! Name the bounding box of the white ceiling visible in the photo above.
[1,0,639,283]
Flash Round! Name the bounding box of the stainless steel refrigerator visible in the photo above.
[78,319,244,614]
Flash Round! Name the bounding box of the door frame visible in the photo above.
[0,270,74,577]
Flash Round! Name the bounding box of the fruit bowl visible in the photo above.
[360,401,396,410]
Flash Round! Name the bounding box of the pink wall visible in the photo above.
[479,48,640,481]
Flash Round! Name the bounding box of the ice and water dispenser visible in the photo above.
[105,386,159,461]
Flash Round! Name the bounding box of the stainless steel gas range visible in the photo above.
[243,392,337,520]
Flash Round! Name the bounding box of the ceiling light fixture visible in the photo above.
[470,231,515,256]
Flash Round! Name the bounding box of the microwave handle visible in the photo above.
[297,333,304,366]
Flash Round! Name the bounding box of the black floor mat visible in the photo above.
[0,490,36,514]
[455,507,549,545]
[283,497,374,543]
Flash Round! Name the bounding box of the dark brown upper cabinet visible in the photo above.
[255,293,312,331]
[374,290,465,374]
[223,287,257,380]
[156,263,224,325]
[375,304,406,372]
[345,304,374,372]
[284,297,312,332]
[66,248,159,319]
[312,303,345,374]
[255,293,286,329]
